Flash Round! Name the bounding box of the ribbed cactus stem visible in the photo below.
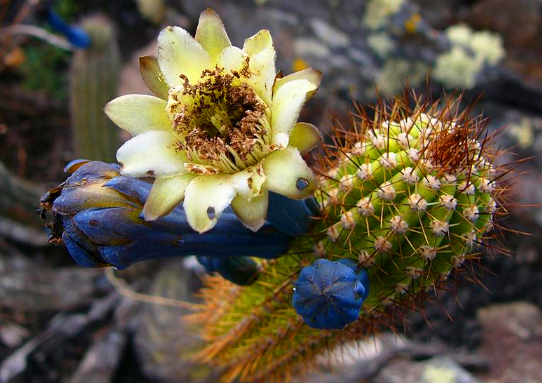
[70,15,120,162]
[188,98,505,383]
[317,112,497,311]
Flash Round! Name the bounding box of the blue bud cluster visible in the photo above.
[292,259,369,329]
[43,161,291,270]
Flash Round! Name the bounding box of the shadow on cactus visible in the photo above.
[185,92,513,382]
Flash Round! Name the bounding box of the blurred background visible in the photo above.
[0,0,541,382]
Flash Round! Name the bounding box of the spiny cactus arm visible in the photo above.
[189,249,372,382]
[188,95,510,382]
[70,15,120,162]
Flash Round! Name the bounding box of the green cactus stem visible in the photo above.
[70,15,120,162]
[186,95,508,383]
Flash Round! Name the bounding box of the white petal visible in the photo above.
[242,30,276,103]
[105,95,170,136]
[195,9,231,60]
[116,131,187,177]
[157,26,212,86]
[231,192,268,232]
[242,29,273,55]
[143,174,196,221]
[289,122,323,154]
[262,147,317,199]
[183,175,237,233]
[273,68,322,98]
[246,46,275,104]
[271,79,318,145]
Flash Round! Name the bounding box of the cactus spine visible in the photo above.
[187,96,505,382]
[70,15,120,162]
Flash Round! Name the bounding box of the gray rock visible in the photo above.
[293,37,331,59]
[476,302,542,383]
[309,18,350,48]
[373,356,481,383]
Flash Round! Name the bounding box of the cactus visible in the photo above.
[186,95,506,382]
[70,15,120,162]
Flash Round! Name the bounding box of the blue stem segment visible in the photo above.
[51,162,292,270]
[267,192,318,236]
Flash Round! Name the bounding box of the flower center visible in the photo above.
[167,65,270,173]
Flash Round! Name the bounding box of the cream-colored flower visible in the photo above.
[105,9,322,233]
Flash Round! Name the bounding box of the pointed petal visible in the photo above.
[289,122,323,154]
[139,55,170,100]
[143,174,196,221]
[243,29,273,55]
[184,175,237,233]
[243,30,276,104]
[271,79,318,145]
[273,68,321,98]
[116,131,187,177]
[105,95,170,136]
[195,9,231,60]
[262,147,317,199]
[246,46,276,105]
[231,191,269,232]
[157,26,212,86]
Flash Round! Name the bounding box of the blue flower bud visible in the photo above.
[338,259,370,300]
[42,161,292,270]
[292,259,366,330]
